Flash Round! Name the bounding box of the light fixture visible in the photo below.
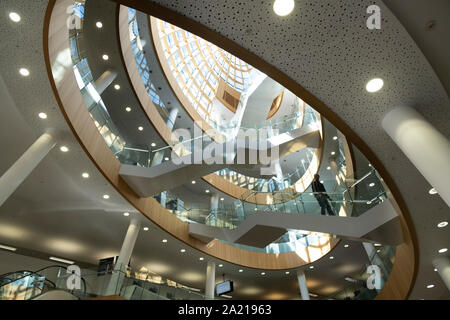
[38,112,47,119]
[138,126,144,131]
[60,146,69,152]
[9,12,21,22]
[374,243,382,247]
[320,180,324,184]
[261,272,266,275]
[331,151,335,156]
[19,68,30,77]
[164,157,169,161]
[162,239,167,243]
[434,268,438,272]
[329,256,334,260]
[0,244,17,251]
[191,180,196,184]
[180,249,186,253]
[254,208,258,211]
[49,257,74,264]
[369,183,375,187]
[82,172,89,178]
[239,269,243,273]
[366,78,384,93]
[309,266,314,269]
[437,221,448,228]
[220,198,224,201]
[273,0,295,16]
[285,271,290,275]
[103,194,110,199]
[114,84,120,90]
[199,257,204,261]
[326,166,331,170]
[123,212,130,217]
[377,249,381,253]
[333,136,338,141]
[151,143,156,147]
[125,106,132,112]
[205,190,210,193]
[218,264,223,268]
[429,188,438,195]
[344,244,349,248]
[426,284,435,289]
[366,201,372,205]
[96,21,103,28]
[102,54,109,61]
[143,227,149,231]
[438,248,448,254]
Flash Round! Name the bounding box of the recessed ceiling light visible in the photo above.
[0,244,17,251]
[329,256,334,260]
[96,21,103,28]
[162,239,167,243]
[9,12,21,22]
[103,194,110,199]
[125,106,132,112]
[164,157,169,161]
[138,126,144,131]
[143,227,149,231]
[426,284,435,289]
[366,78,384,93]
[114,84,120,90]
[273,0,295,16]
[102,54,109,61]
[254,208,258,211]
[60,146,69,152]
[220,198,224,201]
[38,112,47,119]
[376,249,381,253]
[429,188,438,195]
[369,183,375,187]
[344,244,349,248]
[285,271,290,275]
[374,243,382,247]
[333,136,338,141]
[326,166,331,170]
[320,180,324,184]
[49,256,74,264]
[239,269,243,272]
[205,190,210,193]
[151,143,156,147]
[123,212,130,217]
[19,68,30,77]
[368,164,372,167]
[219,264,223,267]
[261,272,266,275]
[438,248,448,253]
[199,257,204,261]
[191,180,196,184]
[82,172,89,178]
[434,268,438,272]
[437,221,448,228]
[309,266,314,269]
[180,249,186,253]
[331,151,335,156]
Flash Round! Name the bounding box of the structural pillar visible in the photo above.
[105,218,141,295]
[382,106,450,206]
[0,133,55,208]
[94,69,118,95]
[433,257,450,291]
[205,261,216,300]
[296,270,310,300]
[210,193,219,226]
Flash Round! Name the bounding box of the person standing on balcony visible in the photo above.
[312,174,335,216]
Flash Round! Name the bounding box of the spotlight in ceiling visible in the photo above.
[309,266,314,269]
[9,12,21,22]
[428,188,438,195]
[191,180,196,184]
[426,284,435,289]
[19,68,30,77]
[369,183,375,187]
[261,272,266,276]
[164,157,169,161]
[102,54,109,61]
[366,78,384,93]
[239,269,243,273]
[333,136,338,141]
[220,198,224,201]
[125,106,132,112]
[374,243,382,247]
[38,112,47,119]
[273,0,295,16]
[331,151,335,156]
[162,239,167,243]
[329,256,334,260]
[81,172,89,178]
[102,194,110,199]
[199,257,204,261]
[205,190,210,193]
[180,249,186,253]
[123,212,130,217]
[326,166,331,170]
[344,244,349,248]
[218,264,223,268]
[114,84,120,90]
[437,221,448,228]
[438,248,448,254]
[138,126,144,131]
[143,227,149,231]
[96,21,103,28]
[60,146,69,152]
[320,180,324,184]
[151,143,156,147]
[285,271,290,275]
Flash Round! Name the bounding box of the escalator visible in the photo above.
[0,265,88,300]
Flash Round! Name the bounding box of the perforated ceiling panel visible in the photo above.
[145,0,450,300]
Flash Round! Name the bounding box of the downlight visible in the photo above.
[366,78,384,93]
[273,0,295,16]
[9,12,21,22]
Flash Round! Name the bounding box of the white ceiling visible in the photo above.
[0,0,448,300]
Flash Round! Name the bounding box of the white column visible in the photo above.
[94,70,118,95]
[105,218,141,295]
[210,193,219,225]
[382,106,450,206]
[296,270,310,300]
[166,107,179,131]
[205,261,216,300]
[0,133,55,208]
[433,257,450,291]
